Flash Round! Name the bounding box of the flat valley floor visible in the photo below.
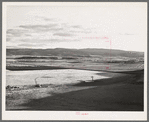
[6,48,144,111]
[6,69,144,111]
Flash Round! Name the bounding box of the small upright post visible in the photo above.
[35,77,38,85]
[91,76,94,81]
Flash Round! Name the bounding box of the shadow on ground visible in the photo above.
[10,70,144,111]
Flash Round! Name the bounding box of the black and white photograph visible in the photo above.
[2,2,147,120]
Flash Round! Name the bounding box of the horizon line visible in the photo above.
[6,47,144,53]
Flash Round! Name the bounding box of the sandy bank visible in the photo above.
[6,69,144,111]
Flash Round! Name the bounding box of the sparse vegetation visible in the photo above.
[6,48,144,111]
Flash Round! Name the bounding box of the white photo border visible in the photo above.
[2,2,147,120]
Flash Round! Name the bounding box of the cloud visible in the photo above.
[53,32,75,37]
[7,29,28,37]
[6,23,64,41]
[6,19,89,49]
[70,30,91,34]
[24,34,32,37]
[18,43,46,47]
[7,46,18,48]
[49,28,63,31]
[35,16,59,22]
[19,24,58,30]
[44,18,58,22]
[71,25,82,28]
[18,24,64,33]
[6,38,80,49]
[68,25,92,34]
[17,38,79,44]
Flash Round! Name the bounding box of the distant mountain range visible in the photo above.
[6,48,144,58]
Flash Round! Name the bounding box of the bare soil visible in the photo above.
[6,69,144,111]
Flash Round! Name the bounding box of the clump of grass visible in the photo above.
[6,85,19,90]
[35,84,42,87]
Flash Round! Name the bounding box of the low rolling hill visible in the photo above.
[6,48,144,58]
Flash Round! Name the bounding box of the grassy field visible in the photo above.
[6,55,144,71]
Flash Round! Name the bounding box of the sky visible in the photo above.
[5,3,147,52]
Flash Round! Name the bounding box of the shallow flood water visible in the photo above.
[6,69,109,86]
